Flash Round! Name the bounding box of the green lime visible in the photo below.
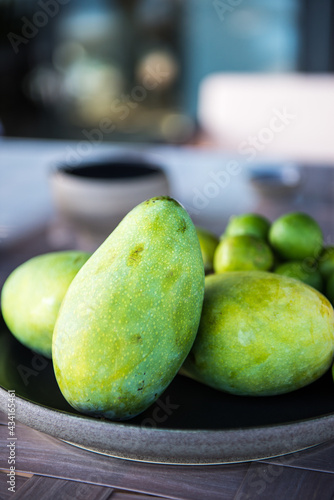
[325,272,334,305]
[196,226,219,273]
[269,212,323,260]
[274,261,323,292]
[213,234,274,273]
[223,213,271,241]
[319,247,334,279]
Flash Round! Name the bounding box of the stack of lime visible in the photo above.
[196,211,334,303]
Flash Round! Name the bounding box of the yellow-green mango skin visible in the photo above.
[52,197,205,420]
[182,271,334,396]
[1,251,91,358]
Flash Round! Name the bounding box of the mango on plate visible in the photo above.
[52,196,205,420]
[182,271,334,396]
[1,251,91,358]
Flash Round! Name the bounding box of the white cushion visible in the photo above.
[198,73,334,163]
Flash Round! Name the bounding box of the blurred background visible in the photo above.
[0,0,333,145]
[1,0,334,253]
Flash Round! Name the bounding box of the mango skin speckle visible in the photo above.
[182,271,334,396]
[52,196,205,420]
[1,251,91,358]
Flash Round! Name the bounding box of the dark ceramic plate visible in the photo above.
[1,316,334,464]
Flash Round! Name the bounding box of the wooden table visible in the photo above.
[1,141,334,498]
[1,408,334,500]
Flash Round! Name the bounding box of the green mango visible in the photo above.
[1,251,91,358]
[52,196,205,420]
[182,271,334,396]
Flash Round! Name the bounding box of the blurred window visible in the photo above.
[0,0,333,142]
